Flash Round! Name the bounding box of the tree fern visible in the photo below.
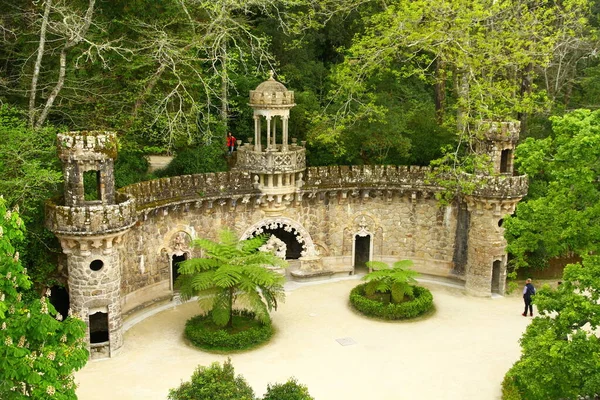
[364,260,418,303]
[176,229,288,328]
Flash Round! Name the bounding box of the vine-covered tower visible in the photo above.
[464,121,525,296]
[46,131,136,358]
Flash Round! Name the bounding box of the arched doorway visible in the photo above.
[89,311,109,344]
[354,234,371,273]
[172,253,187,289]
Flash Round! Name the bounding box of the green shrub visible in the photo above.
[349,283,433,320]
[262,378,314,400]
[155,143,227,177]
[114,149,150,188]
[501,373,523,400]
[168,358,254,400]
[185,310,274,351]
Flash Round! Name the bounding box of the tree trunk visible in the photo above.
[29,0,52,128]
[227,286,234,329]
[220,39,229,141]
[518,63,533,136]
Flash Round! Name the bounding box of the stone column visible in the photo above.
[282,115,289,151]
[266,116,272,150]
[254,115,261,151]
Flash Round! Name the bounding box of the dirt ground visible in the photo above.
[74,277,532,400]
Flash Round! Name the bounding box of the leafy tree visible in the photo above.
[0,197,88,399]
[505,109,600,271]
[503,256,600,399]
[363,260,418,303]
[154,143,227,178]
[177,229,287,328]
[168,358,255,400]
[262,378,315,400]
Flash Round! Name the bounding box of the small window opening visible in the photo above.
[500,149,512,173]
[83,170,101,201]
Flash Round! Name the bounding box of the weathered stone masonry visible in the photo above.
[45,77,528,358]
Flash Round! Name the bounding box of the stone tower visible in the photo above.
[464,121,527,296]
[46,131,136,358]
[236,71,306,214]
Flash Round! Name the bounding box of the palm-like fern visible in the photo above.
[363,260,418,303]
[176,229,288,328]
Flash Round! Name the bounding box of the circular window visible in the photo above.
[498,219,504,228]
[90,259,104,271]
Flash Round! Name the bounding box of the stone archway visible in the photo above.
[240,217,319,258]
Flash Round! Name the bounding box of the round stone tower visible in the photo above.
[236,71,306,214]
[46,131,136,358]
[464,121,528,296]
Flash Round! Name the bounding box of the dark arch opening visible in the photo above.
[258,227,303,259]
[492,260,502,294]
[49,285,70,320]
[172,254,187,288]
[89,312,109,343]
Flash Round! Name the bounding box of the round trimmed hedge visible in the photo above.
[184,310,274,351]
[349,283,434,320]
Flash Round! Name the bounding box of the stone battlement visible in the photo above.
[120,171,256,210]
[46,192,136,235]
[57,131,118,161]
[304,165,436,190]
[478,121,520,142]
[470,175,528,198]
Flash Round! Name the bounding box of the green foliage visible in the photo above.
[262,378,314,400]
[114,148,150,188]
[184,311,273,351]
[503,256,600,399]
[350,283,433,320]
[364,260,418,303]
[177,229,287,328]
[0,197,88,399]
[168,358,255,400]
[505,109,600,271]
[155,143,227,178]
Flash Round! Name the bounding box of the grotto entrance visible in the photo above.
[354,235,371,273]
[49,285,70,320]
[259,227,303,260]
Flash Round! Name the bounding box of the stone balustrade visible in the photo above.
[236,145,306,174]
[46,192,137,235]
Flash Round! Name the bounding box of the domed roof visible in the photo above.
[254,71,289,93]
[249,71,295,108]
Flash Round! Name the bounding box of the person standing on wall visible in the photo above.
[226,132,236,155]
[522,278,536,317]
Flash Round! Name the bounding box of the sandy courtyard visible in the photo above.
[75,277,531,400]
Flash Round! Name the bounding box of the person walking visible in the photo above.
[226,132,236,155]
[522,278,536,317]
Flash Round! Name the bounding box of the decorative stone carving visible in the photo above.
[259,235,287,259]
[240,217,319,258]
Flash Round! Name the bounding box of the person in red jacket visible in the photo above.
[226,132,236,155]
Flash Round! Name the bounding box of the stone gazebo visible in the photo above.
[236,72,306,214]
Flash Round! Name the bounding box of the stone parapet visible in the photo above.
[120,171,255,210]
[470,175,528,199]
[57,131,118,161]
[46,192,136,235]
[236,145,306,174]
